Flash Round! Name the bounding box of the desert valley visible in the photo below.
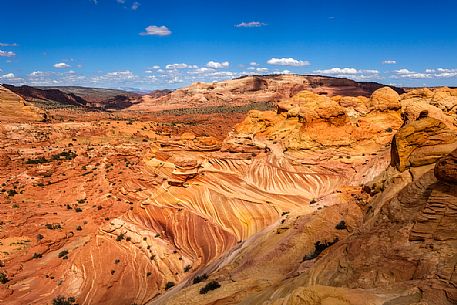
[1,75,457,305]
[2,1,457,304]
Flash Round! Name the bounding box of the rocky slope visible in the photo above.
[3,85,140,110]
[0,84,456,305]
[0,85,47,122]
[129,75,404,112]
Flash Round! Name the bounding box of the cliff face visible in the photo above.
[0,85,46,122]
[0,85,456,305]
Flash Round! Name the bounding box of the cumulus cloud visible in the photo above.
[235,21,267,28]
[140,25,172,36]
[104,71,136,79]
[383,60,397,64]
[314,67,379,75]
[267,57,310,67]
[424,68,457,78]
[249,62,259,66]
[206,61,230,69]
[394,68,431,79]
[1,73,15,79]
[0,50,16,57]
[54,62,71,69]
[165,63,198,69]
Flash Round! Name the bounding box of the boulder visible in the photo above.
[435,149,457,184]
[391,116,457,171]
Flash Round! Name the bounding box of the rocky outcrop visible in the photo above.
[435,148,457,184]
[391,116,457,171]
[1,85,457,305]
[0,85,47,122]
[129,75,403,112]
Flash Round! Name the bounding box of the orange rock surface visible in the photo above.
[0,84,456,305]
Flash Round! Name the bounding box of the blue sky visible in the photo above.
[1,0,457,90]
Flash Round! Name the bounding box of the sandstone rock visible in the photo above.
[391,116,457,171]
[369,87,401,111]
[0,86,46,122]
[434,149,457,184]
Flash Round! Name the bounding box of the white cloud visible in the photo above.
[394,68,431,79]
[255,68,269,73]
[152,65,160,69]
[105,71,136,79]
[235,21,267,28]
[383,60,397,64]
[54,62,70,69]
[0,50,16,57]
[249,62,258,66]
[314,67,356,74]
[1,73,15,79]
[206,61,230,69]
[267,57,310,67]
[424,68,457,78]
[273,70,291,75]
[190,67,216,74]
[0,43,17,47]
[140,25,172,36]
[131,1,140,10]
[165,63,198,69]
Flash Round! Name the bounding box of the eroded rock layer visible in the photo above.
[0,85,456,305]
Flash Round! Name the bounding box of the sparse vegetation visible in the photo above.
[7,189,18,197]
[303,238,339,261]
[193,274,208,284]
[0,272,9,284]
[52,151,77,161]
[199,281,221,294]
[184,265,192,272]
[116,233,125,241]
[25,157,49,164]
[52,295,77,305]
[335,220,347,230]
[165,281,175,290]
[45,223,62,230]
[58,250,69,259]
[33,252,43,259]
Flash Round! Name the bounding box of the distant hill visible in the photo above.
[129,74,405,112]
[2,84,141,110]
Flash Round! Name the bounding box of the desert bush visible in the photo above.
[193,274,208,284]
[0,272,8,284]
[199,281,221,294]
[165,281,175,290]
[25,157,49,164]
[58,250,69,259]
[303,238,339,261]
[52,295,77,305]
[335,220,347,230]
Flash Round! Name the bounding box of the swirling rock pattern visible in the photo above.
[1,86,456,305]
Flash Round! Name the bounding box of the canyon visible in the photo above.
[0,77,456,305]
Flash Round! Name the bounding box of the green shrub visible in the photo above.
[0,272,8,284]
[165,281,175,290]
[25,157,49,164]
[335,220,347,230]
[193,274,208,284]
[58,250,69,259]
[199,281,221,294]
[52,295,77,305]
